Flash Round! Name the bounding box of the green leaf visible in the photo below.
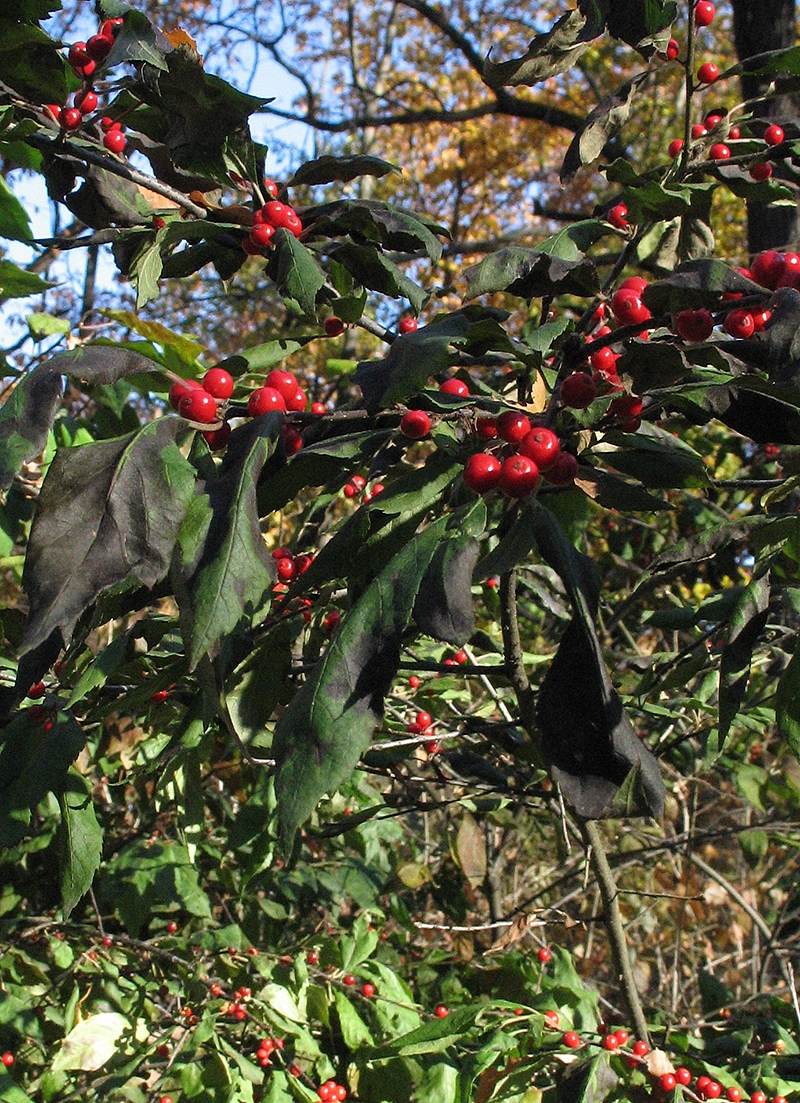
[0,709,86,847]
[225,619,296,746]
[309,199,444,262]
[484,7,605,87]
[712,572,771,757]
[370,1006,483,1058]
[289,155,400,187]
[642,259,765,314]
[413,524,481,644]
[534,220,610,261]
[464,247,599,301]
[592,423,708,489]
[0,18,69,103]
[131,240,164,309]
[776,639,800,760]
[52,1012,129,1072]
[559,1053,619,1103]
[186,416,281,668]
[328,242,426,312]
[333,989,374,1050]
[0,259,52,302]
[0,175,31,241]
[22,419,195,652]
[57,771,103,918]
[104,9,171,72]
[26,312,69,340]
[267,229,326,317]
[273,518,447,852]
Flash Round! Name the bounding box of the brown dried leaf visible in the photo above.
[485,911,540,955]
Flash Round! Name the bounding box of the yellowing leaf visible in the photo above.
[52,1012,129,1072]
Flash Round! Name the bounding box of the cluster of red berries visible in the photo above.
[405,709,440,754]
[243,181,303,254]
[52,19,127,154]
[317,1079,347,1101]
[255,1036,285,1068]
[272,546,314,583]
[342,473,385,502]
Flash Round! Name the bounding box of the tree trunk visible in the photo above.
[732,0,800,254]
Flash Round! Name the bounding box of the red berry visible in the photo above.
[602,1033,620,1051]
[248,386,287,416]
[498,454,539,498]
[361,982,375,997]
[666,38,680,60]
[324,316,345,337]
[287,387,308,412]
[563,1031,581,1048]
[160,1097,173,1103]
[544,1009,560,1027]
[475,417,498,440]
[694,1,715,26]
[751,249,786,288]
[335,1086,347,1102]
[764,124,785,146]
[590,345,619,374]
[537,946,551,963]
[725,1089,742,1102]
[62,107,82,130]
[264,178,279,198]
[668,139,683,158]
[709,143,731,161]
[632,1040,649,1056]
[463,452,502,494]
[262,369,298,401]
[772,1097,788,1103]
[202,367,234,400]
[697,62,720,84]
[675,1068,692,1086]
[76,89,98,114]
[343,974,356,986]
[167,920,178,933]
[440,378,470,397]
[1,1053,13,1067]
[724,309,755,338]
[103,128,126,154]
[560,371,597,408]
[496,410,531,443]
[614,1030,629,1045]
[660,1074,677,1092]
[399,316,418,333]
[311,401,326,414]
[544,451,578,485]
[249,223,275,250]
[675,308,714,342]
[68,42,91,68]
[620,276,648,295]
[750,162,773,181]
[607,203,629,230]
[276,556,296,581]
[691,124,709,140]
[610,288,651,326]
[610,393,643,421]
[434,1005,449,1018]
[400,409,432,439]
[729,126,741,140]
[705,1083,722,1099]
[179,389,218,424]
[750,1094,767,1103]
[705,113,724,129]
[45,103,63,123]
[408,675,420,688]
[86,33,114,61]
[262,200,294,228]
[27,680,46,698]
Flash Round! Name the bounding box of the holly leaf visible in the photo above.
[308,199,444,261]
[22,418,196,652]
[531,503,664,819]
[642,259,765,313]
[561,71,650,182]
[57,771,103,918]
[328,243,426,313]
[712,572,771,757]
[267,229,329,316]
[274,518,447,853]
[289,155,400,187]
[186,415,281,668]
[484,7,605,87]
[465,247,599,301]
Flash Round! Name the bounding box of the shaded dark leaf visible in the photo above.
[0,364,64,490]
[22,418,195,653]
[307,199,444,262]
[0,709,86,848]
[713,573,771,756]
[414,532,481,644]
[642,259,765,314]
[595,423,708,488]
[0,18,69,103]
[465,248,599,301]
[776,638,800,761]
[274,518,447,853]
[558,1053,619,1103]
[534,220,610,261]
[701,379,800,444]
[531,504,664,819]
[185,414,282,668]
[0,175,32,241]
[574,468,672,511]
[329,243,425,313]
[225,619,296,746]
[484,8,605,88]
[289,155,400,187]
[616,340,692,392]
[561,72,650,182]
[605,0,678,51]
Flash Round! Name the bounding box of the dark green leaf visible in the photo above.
[534,220,610,261]
[0,364,63,491]
[484,7,605,88]
[308,199,444,262]
[558,1053,619,1103]
[289,155,400,187]
[370,1006,483,1058]
[268,229,327,317]
[225,619,296,746]
[776,638,800,760]
[574,467,672,511]
[22,419,195,652]
[413,529,481,644]
[532,504,664,819]
[186,415,282,668]
[274,519,446,852]
[616,341,692,392]
[0,19,69,103]
[465,247,599,301]
[606,0,678,51]
[642,259,765,314]
[0,709,86,848]
[328,243,425,312]
[131,240,163,308]
[57,771,103,918]
[561,71,650,182]
[593,423,708,488]
[0,175,32,241]
[713,573,771,756]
